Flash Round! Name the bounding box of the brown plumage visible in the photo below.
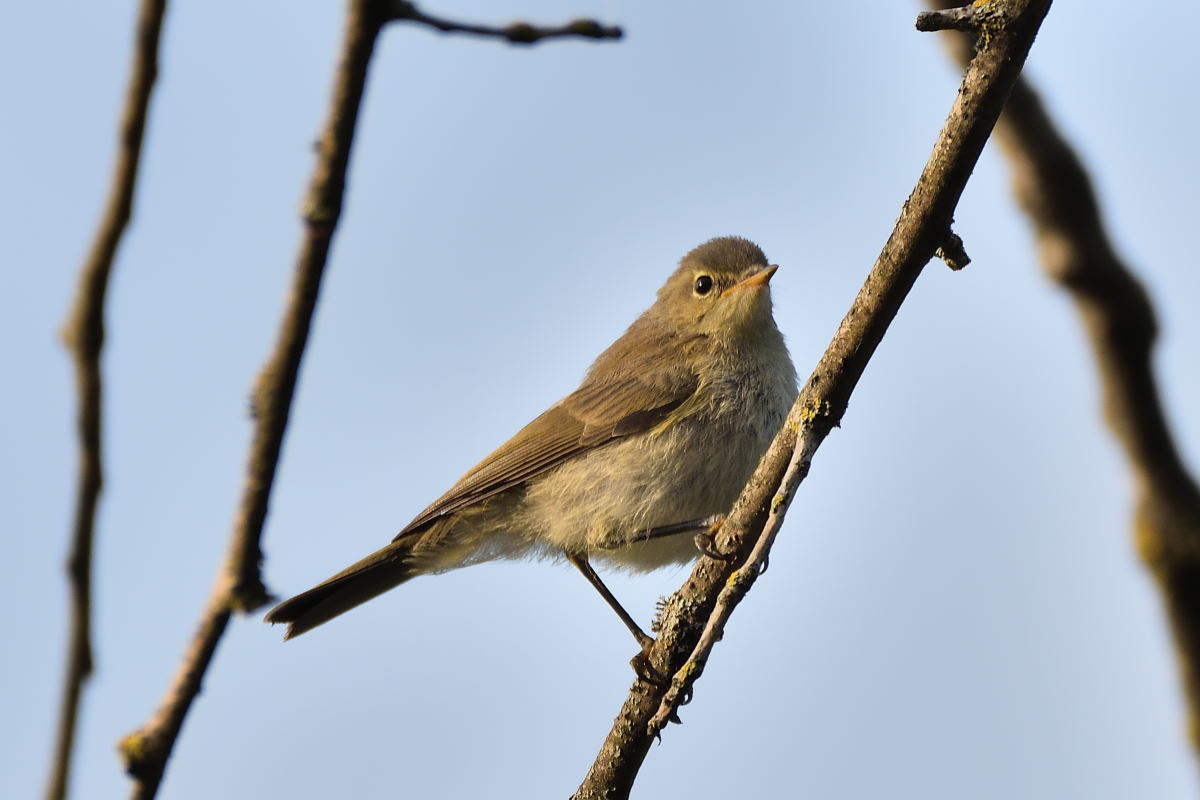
[265,236,796,640]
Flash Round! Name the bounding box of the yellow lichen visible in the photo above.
[797,396,822,424]
[726,568,754,590]
[118,730,148,765]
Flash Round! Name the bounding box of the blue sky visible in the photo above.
[4,1,1200,798]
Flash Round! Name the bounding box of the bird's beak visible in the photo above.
[721,264,779,297]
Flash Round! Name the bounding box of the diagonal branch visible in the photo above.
[572,2,1054,797]
[383,0,621,44]
[114,1,624,796]
[49,1,168,799]
[115,1,387,796]
[929,2,1200,752]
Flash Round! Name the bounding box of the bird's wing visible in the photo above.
[396,329,702,538]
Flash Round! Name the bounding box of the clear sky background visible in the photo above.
[4,1,1200,798]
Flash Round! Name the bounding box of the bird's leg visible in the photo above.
[566,552,653,650]
[631,517,712,541]
[566,553,667,684]
[604,514,734,561]
[569,516,731,682]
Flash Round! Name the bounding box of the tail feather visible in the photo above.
[265,540,415,639]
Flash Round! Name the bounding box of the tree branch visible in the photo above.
[383,1,622,45]
[115,1,386,795]
[114,0,625,795]
[917,4,988,33]
[929,1,1200,752]
[49,1,167,799]
[572,2,1054,796]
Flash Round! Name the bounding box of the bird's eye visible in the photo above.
[694,275,714,296]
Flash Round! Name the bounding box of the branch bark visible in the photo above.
[113,2,623,796]
[572,2,1054,797]
[50,1,167,798]
[928,1,1200,752]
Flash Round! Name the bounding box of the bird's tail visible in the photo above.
[265,539,416,639]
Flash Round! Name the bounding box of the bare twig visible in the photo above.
[114,0,624,794]
[929,2,1200,751]
[573,2,1053,796]
[917,4,988,33]
[49,1,167,799]
[115,1,386,796]
[383,0,622,44]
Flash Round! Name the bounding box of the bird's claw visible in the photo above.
[693,531,735,562]
[630,641,668,686]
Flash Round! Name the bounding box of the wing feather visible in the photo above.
[396,324,702,538]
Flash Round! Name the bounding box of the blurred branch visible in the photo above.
[917,3,991,33]
[49,1,167,799]
[572,1,1053,796]
[113,0,625,795]
[115,0,385,795]
[385,1,622,44]
[928,0,1200,753]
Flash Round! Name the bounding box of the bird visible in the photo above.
[265,236,797,649]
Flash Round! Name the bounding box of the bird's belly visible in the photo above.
[516,409,779,572]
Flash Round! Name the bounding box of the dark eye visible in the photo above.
[694,275,714,296]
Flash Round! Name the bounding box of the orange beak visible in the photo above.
[721,264,779,297]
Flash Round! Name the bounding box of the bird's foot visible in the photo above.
[629,638,668,686]
[693,516,735,561]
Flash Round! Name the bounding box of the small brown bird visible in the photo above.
[266,236,796,646]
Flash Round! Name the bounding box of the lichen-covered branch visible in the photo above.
[929,3,1200,751]
[572,2,1054,797]
[49,1,167,799]
[383,0,621,45]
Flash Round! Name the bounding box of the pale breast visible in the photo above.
[518,342,796,571]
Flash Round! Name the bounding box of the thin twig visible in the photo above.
[383,0,622,44]
[646,0,1039,737]
[572,2,1053,796]
[114,0,624,794]
[929,1,1200,750]
[116,1,386,796]
[916,4,985,33]
[49,1,168,799]
[648,439,815,731]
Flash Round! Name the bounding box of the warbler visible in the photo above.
[266,236,797,646]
